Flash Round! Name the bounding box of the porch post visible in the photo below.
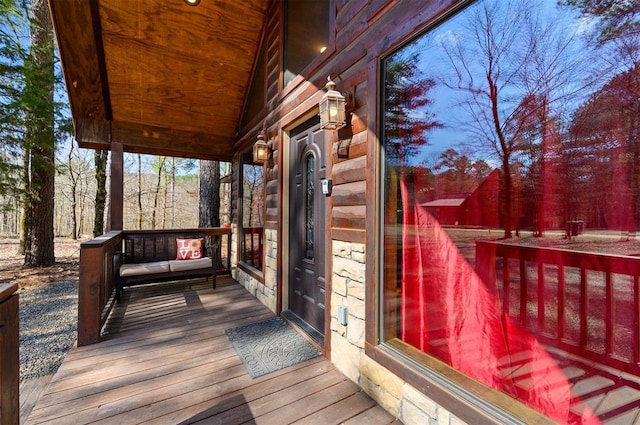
[109,141,123,231]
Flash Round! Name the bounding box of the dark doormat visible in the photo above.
[225,317,321,378]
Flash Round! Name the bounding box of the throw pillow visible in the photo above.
[176,238,203,260]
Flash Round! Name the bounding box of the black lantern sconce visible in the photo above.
[253,128,272,163]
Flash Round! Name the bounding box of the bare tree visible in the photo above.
[243,163,264,228]
[93,150,107,236]
[151,156,166,229]
[64,141,79,239]
[440,0,594,238]
[136,153,143,229]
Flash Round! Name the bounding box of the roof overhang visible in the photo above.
[49,0,268,161]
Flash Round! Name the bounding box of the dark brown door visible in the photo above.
[288,116,326,337]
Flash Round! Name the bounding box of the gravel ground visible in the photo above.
[18,279,78,381]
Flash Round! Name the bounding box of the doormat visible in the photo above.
[225,317,321,378]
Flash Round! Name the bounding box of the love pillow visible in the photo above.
[176,238,203,260]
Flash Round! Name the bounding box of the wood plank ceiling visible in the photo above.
[48,0,268,161]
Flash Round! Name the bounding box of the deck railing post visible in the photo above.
[0,283,19,425]
[78,231,122,346]
[78,243,104,346]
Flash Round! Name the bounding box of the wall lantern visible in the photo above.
[253,129,271,163]
[319,76,347,131]
[184,0,201,6]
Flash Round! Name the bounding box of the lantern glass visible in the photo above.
[319,81,346,130]
[253,140,270,163]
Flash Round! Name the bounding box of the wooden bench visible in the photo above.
[115,229,217,299]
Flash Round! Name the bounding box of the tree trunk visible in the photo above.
[162,168,169,229]
[18,145,30,256]
[151,157,166,229]
[24,0,55,267]
[137,154,143,229]
[199,160,221,268]
[199,160,220,227]
[93,150,108,237]
[170,158,176,227]
[68,144,78,240]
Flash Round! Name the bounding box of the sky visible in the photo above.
[382,0,621,169]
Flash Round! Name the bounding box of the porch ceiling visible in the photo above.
[48,0,268,161]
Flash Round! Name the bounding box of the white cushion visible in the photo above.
[120,261,170,277]
[169,257,212,272]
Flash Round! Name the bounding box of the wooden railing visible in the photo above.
[242,226,263,269]
[0,283,18,425]
[78,227,232,346]
[476,240,640,375]
[78,231,122,346]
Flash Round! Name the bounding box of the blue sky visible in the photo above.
[383,0,620,169]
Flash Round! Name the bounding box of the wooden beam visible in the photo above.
[112,121,235,161]
[48,0,108,122]
[75,119,110,149]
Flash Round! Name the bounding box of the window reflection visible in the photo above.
[381,0,640,423]
[241,153,264,270]
[284,0,330,87]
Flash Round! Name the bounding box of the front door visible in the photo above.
[287,116,327,340]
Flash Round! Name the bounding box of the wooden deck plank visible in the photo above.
[19,375,53,423]
[187,368,348,424]
[24,278,398,425]
[341,404,400,425]
[92,359,333,425]
[249,379,364,424]
[302,391,379,424]
[28,347,243,419]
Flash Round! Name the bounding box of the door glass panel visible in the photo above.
[306,154,315,259]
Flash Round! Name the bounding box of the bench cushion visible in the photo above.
[168,257,212,272]
[120,261,170,277]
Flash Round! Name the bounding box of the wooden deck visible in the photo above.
[25,277,399,425]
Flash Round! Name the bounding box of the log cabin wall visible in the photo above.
[232,1,486,423]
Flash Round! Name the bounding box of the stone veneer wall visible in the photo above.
[330,240,467,425]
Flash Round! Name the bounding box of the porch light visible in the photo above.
[184,0,201,6]
[253,130,270,163]
[319,76,346,131]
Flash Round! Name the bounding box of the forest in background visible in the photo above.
[0,0,229,264]
[0,152,231,238]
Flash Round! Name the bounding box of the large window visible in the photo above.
[240,153,264,271]
[381,0,640,423]
[283,0,330,87]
